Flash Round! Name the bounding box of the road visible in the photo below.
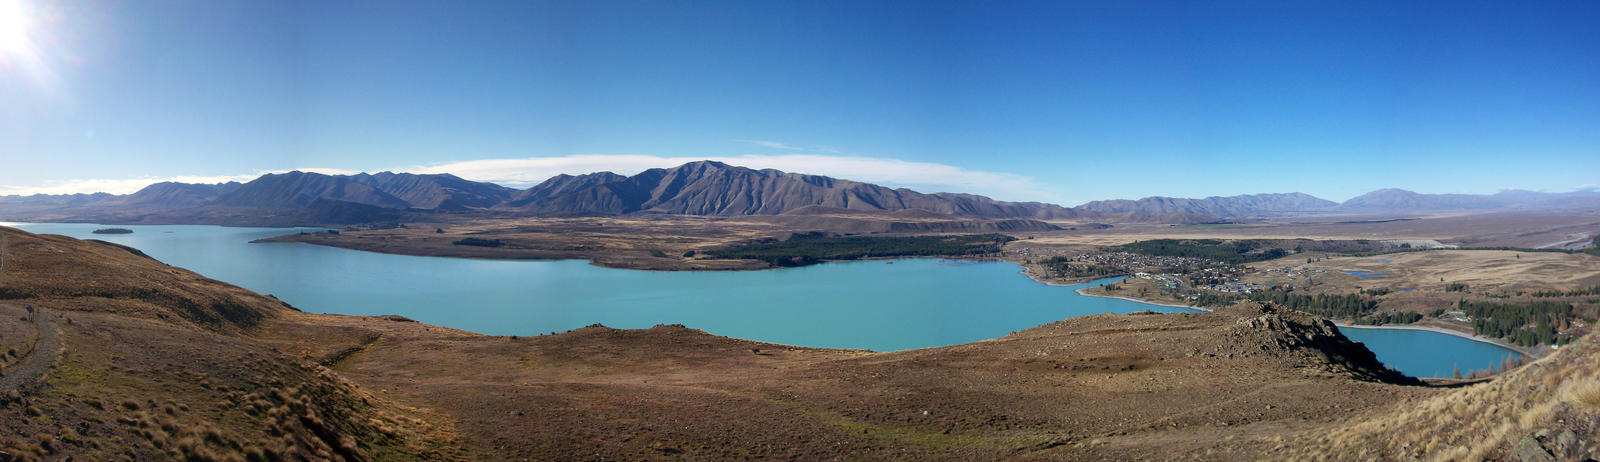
[0,305,59,391]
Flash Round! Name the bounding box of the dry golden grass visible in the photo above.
[1282,333,1600,460]
[1253,250,1600,294]
[0,226,465,460]
[1036,211,1600,249]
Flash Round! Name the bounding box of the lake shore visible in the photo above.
[1009,265,1208,312]
[1044,269,1543,358]
[1337,323,1544,358]
[1073,288,1213,312]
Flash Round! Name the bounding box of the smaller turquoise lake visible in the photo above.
[1340,327,1520,378]
[8,223,1523,378]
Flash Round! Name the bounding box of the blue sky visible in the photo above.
[1,0,1596,205]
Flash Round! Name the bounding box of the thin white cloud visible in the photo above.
[1,155,1066,204]
[0,168,358,196]
[1578,184,1599,191]
[406,154,1065,203]
[734,139,840,154]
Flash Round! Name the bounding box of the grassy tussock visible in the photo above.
[1283,338,1600,460]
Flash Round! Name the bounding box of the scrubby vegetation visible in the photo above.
[1532,285,1600,298]
[1116,238,1415,264]
[451,237,503,247]
[1118,239,1287,264]
[1192,289,1410,325]
[706,232,1014,267]
[1370,311,1423,324]
[1037,256,1125,279]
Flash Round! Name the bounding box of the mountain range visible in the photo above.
[0,160,1596,226]
[1077,193,1339,218]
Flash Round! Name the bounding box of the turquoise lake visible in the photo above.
[8,222,1521,378]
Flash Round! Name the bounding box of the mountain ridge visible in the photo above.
[1078,192,1338,218]
[1,161,1597,225]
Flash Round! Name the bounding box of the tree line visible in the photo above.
[1194,289,1385,317]
[1458,300,1577,346]
[1037,256,1125,279]
[1190,288,1421,325]
[706,233,1014,267]
[1118,239,1288,264]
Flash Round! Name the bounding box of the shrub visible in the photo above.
[1577,382,1600,409]
[706,233,1013,267]
[452,237,503,247]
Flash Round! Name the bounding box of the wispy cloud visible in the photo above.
[1578,184,1599,191]
[0,168,357,196]
[408,154,1063,203]
[734,139,840,154]
[0,155,1065,204]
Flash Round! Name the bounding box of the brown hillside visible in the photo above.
[0,226,460,460]
[3,225,1596,460]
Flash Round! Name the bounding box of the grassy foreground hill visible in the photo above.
[1,225,1597,460]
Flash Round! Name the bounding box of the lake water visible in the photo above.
[8,222,1521,378]
[1340,326,1519,378]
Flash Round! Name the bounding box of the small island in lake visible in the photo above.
[91,228,134,234]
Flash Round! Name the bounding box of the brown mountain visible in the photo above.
[346,172,515,210]
[504,160,1090,219]
[1336,188,1503,212]
[503,172,630,208]
[215,171,413,209]
[0,162,1093,224]
[12,161,1593,226]
[117,181,242,207]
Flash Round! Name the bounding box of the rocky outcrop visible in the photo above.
[1220,303,1419,384]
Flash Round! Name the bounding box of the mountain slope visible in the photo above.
[5,162,1597,226]
[1337,188,1506,212]
[504,172,630,208]
[117,181,240,208]
[1337,188,1600,213]
[1077,193,1336,217]
[509,160,1089,219]
[347,172,515,210]
[216,171,413,209]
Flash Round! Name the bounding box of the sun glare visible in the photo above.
[0,0,31,55]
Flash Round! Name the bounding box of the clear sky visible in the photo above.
[1,0,1596,205]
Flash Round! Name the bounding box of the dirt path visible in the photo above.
[0,305,59,391]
